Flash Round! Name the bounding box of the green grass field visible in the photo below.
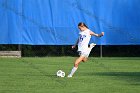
[0,57,140,93]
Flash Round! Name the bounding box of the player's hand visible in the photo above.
[98,32,104,37]
[72,45,76,49]
[101,32,104,36]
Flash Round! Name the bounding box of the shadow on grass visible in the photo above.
[88,72,140,85]
[94,72,140,77]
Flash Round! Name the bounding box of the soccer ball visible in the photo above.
[56,70,65,77]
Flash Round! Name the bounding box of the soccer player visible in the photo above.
[67,22,104,77]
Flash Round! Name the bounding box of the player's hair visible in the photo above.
[78,22,88,28]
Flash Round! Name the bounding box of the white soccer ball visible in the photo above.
[56,70,65,77]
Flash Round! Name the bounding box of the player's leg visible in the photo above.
[82,43,96,62]
[82,57,88,62]
[74,56,85,67]
[68,43,96,77]
[68,56,85,77]
[89,43,96,52]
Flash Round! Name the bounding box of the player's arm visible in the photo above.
[72,38,79,49]
[90,31,104,37]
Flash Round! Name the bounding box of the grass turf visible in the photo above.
[0,57,140,93]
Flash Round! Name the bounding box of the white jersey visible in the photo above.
[78,29,91,52]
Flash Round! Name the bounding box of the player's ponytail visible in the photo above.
[78,22,88,28]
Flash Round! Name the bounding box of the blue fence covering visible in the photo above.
[0,0,140,45]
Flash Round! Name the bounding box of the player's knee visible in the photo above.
[82,60,85,62]
[82,58,88,62]
[74,63,79,67]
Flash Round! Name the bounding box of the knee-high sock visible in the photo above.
[69,67,78,76]
[87,46,94,54]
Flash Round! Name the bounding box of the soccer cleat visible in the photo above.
[67,74,72,78]
[90,43,96,48]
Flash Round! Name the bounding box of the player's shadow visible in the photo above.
[89,72,140,85]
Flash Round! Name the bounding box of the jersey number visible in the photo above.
[79,35,86,42]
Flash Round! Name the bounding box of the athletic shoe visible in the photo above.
[90,43,96,48]
[67,74,72,78]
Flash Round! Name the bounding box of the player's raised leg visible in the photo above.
[82,43,96,62]
[87,43,96,56]
[89,43,96,50]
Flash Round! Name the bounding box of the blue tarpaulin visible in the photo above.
[0,0,140,45]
